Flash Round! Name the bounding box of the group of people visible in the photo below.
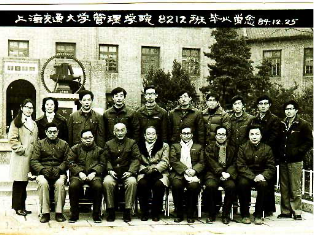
[8,85,312,226]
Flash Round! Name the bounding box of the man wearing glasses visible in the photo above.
[203,126,237,224]
[169,126,204,223]
[67,129,105,223]
[249,95,280,217]
[135,85,168,143]
[277,100,312,220]
[30,123,70,223]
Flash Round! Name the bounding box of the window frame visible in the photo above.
[304,48,313,76]
[99,44,119,73]
[141,46,160,74]
[55,42,76,56]
[182,48,201,76]
[263,50,282,77]
[8,40,29,57]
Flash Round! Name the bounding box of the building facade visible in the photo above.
[0,27,213,137]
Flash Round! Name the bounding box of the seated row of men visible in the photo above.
[30,121,276,225]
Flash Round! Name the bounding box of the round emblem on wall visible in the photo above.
[41,53,86,94]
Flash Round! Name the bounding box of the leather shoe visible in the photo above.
[187,218,195,223]
[106,209,115,222]
[242,217,251,224]
[40,213,50,223]
[141,214,149,221]
[25,210,32,214]
[293,214,302,220]
[174,217,183,223]
[123,209,131,222]
[68,215,78,223]
[254,217,263,225]
[16,210,27,216]
[206,216,215,224]
[277,213,292,219]
[55,213,66,222]
[222,216,230,224]
[152,216,160,222]
[93,215,102,223]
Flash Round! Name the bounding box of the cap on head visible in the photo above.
[231,95,244,105]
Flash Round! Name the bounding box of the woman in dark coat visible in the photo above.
[36,97,68,142]
[8,98,38,216]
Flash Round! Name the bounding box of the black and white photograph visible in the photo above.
[0,2,313,235]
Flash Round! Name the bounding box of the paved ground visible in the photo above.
[0,196,313,235]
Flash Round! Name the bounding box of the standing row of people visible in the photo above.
[8,85,312,225]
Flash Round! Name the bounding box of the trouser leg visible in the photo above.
[103,175,117,209]
[255,181,268,218]
[264,176,276,213]
[204,179,219,218]
[288,161,303,215]
[12,181,28,211]
[186,182,201,218]
[137,178,150,214]
[54,175,67,214]
[279,163,292,215]
[222,179,236,216]
[69,178,83,216]
[152,180,165,215]
[171,179,185,217]
[237,177,251,217]
[124,176,137,209]
[90,178,103,216]
[36,176,50,214]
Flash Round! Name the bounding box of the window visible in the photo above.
[8,40,29,57]
[304,48,313,76]
[263,50,281,77]
[56,42,76,56]
[182,48,200,76]
[99,45,118,72]
[141,46,160,74]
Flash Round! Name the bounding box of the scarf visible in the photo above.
[145,141,156,158]
[180,140,200,183]
[216,142,227,167]
[22,113,34,130]
[46,112,55,123]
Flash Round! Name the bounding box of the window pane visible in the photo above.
[141,47,160,74]
[8,40,29,57]
[182,48,200,76]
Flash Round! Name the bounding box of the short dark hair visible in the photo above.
[144,85,156,93]
[231,95,244,105]
[178,90,190,97]
[111,87,127,97]
[215,125,228,136]
[42,97,59,112]
[78,90,94,101]
[80,129,94,137]
[180,126,193,133]
[45,122,58,131]
[283,100,299,110]
[247,124,262,137]
[206,91,220,101]
[256,95,272,105]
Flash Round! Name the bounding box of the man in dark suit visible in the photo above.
[169,126,204,223]
[204,126,237,224]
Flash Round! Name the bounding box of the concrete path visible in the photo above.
[0,195,313,235]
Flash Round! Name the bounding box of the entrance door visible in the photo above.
[6,80,36,132]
